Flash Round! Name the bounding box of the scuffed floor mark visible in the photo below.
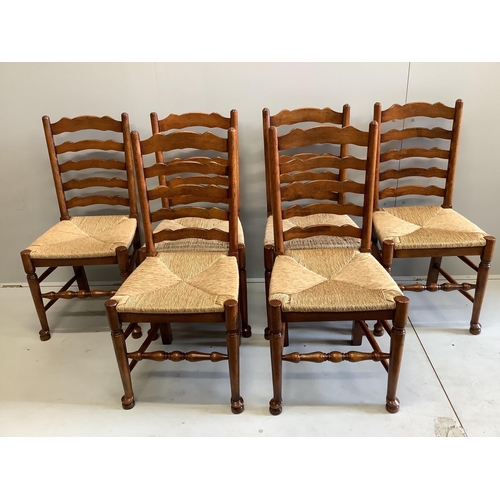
[434,417,466,437]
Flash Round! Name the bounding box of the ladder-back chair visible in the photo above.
[267,121,409,415]
[149,110,251,338]
[21,114,140,341]
[105,126,244,413]
[372,100,495,334]
[262,106,352,339]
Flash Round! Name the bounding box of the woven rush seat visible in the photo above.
[152,217,245,252]
[264,213,361,250]
[269,248,403,313]
[373,205,487,250]
[111,251,239,314]
[27,215,137,259]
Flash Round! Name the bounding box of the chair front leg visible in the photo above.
[269,300,284,415]
[225,300,244,414]
[106,300,135,410]
[386,296,409,413]
[21,250,51,341]
[470,236,496,335]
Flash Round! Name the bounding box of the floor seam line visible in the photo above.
[409,316,469,437]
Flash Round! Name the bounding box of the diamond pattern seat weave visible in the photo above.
[373,206,487,250]
[112,252,239,314]
[27,215,137,259]
[269,248,403,313]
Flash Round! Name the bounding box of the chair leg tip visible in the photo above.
[469,323,482,335]
[121,397,135,410]
[264,328,270,340]
[231,398,244,414]
[39,330,51,341]
[241,326,252,338]
[385,398,400,414]
[131,326,143,339]
[269,399,282,415]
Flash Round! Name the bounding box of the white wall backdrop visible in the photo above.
[1,62,498,283]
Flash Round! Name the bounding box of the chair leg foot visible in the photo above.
[469,322,482,335]
[121,396,135,410]
[269,399,282,415]
[231,397,244,414]
[132,325,143,339]
[385,397,400,414]
[373,321,384,337]
[39,330,51,341]
[241,325,252,338]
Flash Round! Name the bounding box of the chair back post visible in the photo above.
[372,102,383,212]
[230,110,240,215]
[269,126,285,255]
[131,130,156,256]
[228,127,239,258]
[442,99,463,209]
[42,116,70,221]
[262,108,272,216]
[121,113,138,220]
[338,104,351,205]
[149,112,169,209]
[360,120,379,252]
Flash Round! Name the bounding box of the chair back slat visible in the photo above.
[263,105,350,214]
[133,112,239,256]
[42,113,138,220]
[269,120,379,254]
[374,100,463,210]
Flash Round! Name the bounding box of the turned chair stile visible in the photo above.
[262,106,351,340]
[149,110,251,338]
[105,124,244,413]
[21,114,141,341]
[371,100,495,335]
[266,120,409,415]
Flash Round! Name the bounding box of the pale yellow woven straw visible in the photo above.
[113,251,239,314]
[152,217,244,252]
[373,206,487,250]
[264,214,361,249]
[269,248,403,312]
[27,215,137,259]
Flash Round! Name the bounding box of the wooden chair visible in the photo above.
[267,121,409,415]
[105,125,244,413]
[262,106,352,339]
[149,110,251,338]
[372,100,495,334]
[21,114,140,341]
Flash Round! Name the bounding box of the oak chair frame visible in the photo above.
[371,100,495,335]
[267,121,409,415]
[105,126,244,413]
[149,110,251,338]
[21,113,140,341]
[262,106,351,340]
